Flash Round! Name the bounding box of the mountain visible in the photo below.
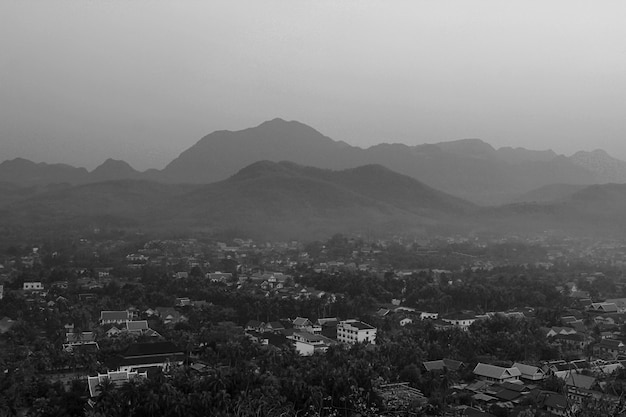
[2,119,625,205]
[89,159,142,182]
[5,160,626,238]
[569,150,626,184]
[156,118,363,184]
[158,119,597,204]
[0,158,88,186]
[0,161,477,239]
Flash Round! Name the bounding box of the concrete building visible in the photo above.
[337,319,377,345]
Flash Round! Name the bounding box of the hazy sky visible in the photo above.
[2,1,626,170]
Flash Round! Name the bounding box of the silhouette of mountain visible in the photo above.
[157,119,597,204]
[0,161,477,239]
[4,160,626,238]
[569,150,626,183]
[156,118,362,184]
[89,159,141,182]
[2,119,624,205]
[0,158,88,186]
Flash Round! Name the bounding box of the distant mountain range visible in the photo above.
[3,118,626,205]
[3,158,626,239]
[0,162,479,239]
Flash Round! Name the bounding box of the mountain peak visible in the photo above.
[434,138,497,159]
[92,158,136,172]
[0,157,38,169]
[572,149,611,158]
[90,158,139,182]
[569,149,626,184]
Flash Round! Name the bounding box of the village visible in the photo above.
[2,233,626,416]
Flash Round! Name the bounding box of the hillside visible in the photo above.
[0,162,477,239]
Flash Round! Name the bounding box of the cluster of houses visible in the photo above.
[84,311,378,401]
[244,316,378,356]
[432,359,625,415]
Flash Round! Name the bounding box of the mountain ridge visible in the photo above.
[2,118,626,204]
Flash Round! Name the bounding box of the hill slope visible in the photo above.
[0,162,477,239]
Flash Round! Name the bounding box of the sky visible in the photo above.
[1,0,626,171]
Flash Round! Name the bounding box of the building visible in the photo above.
[87,370,147,397]
[100,310,132,325]
[289,331,335,355]
[512,362,546,381]
[23,282,44,292]
[337,319,377,345]
[473,363,521,383]
[63,331,99,351]
[117,341,185,373]
[423,359,464,372]
[441,312,477,330]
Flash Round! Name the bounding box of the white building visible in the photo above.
[23,282,44,291]
[288,331,334,356]
[337,319,377,345]
[87,370,146,397]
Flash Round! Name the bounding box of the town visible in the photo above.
[1,230,626,416]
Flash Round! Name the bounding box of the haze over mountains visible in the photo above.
[0,162,480,239]
[3,118,625,205]
[3,118,626,238]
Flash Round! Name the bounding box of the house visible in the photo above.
[594,339,626,359]
[564,373,596,390]
[420,312,438,320]
[604,298,626,312]
[245,320,265,332]
[545,326,576,338]
[442,312,477,330]
[117,341,185,373]
[264,321,286,333]
[512,362,546,381]
[317,317,339,327]
[105,326,122,337]
[126,320,150,334]
[288,331,335,356]
[423,359,464,372]
[551,333,590,354]
[337,319,377,345]
[292,317,313,331]
[589,302,619,314]
[100,310,132,325]
[155,307,187,325]
[472,363,521,383]
[63,331,98,351]
[208,272,233,283]
[87,370,147,397]
[175,297,192,307]
[23,281,43,292]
